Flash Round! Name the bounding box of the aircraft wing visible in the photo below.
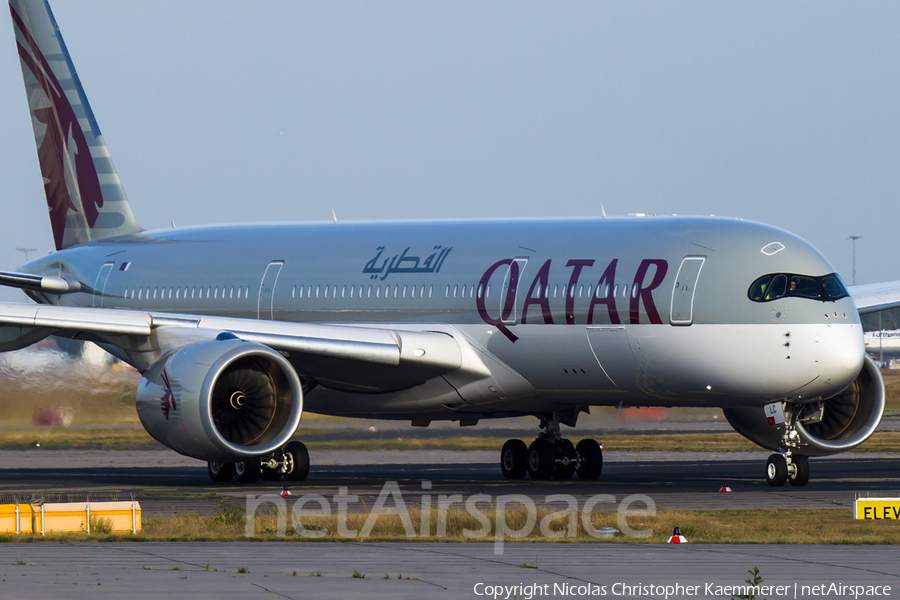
[0,302,465,391]
[848,281,900,315]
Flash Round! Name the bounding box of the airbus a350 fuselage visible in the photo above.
[21,216,863,419]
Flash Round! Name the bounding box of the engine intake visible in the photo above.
[136,338,303,462]
[723,354,885,456]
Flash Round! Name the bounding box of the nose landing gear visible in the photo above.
[766,452,810,486]
[500,412,602,480]
[766,408,810,487]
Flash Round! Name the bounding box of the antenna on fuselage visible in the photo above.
[600,204,607,219]
[331,208,337,224]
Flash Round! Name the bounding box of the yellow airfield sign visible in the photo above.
[854,497,900,520]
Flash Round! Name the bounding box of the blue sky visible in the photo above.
[0,1,899,301]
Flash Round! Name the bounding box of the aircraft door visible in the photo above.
[499,258,528,325]
[669,256,705,326]
[92,262,114,307]
[258,260,284,320]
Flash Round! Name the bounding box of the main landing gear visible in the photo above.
[500,412,603,480]
[207,441,310,484]
[765,410,810,487]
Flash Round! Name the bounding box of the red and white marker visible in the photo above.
[719,483,733,492]
[281,486,292,498]
[666,527,688,543]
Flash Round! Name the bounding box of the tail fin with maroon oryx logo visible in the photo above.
[9,0,141,250]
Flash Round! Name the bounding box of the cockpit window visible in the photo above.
[747,275,770,301]
[820,274,848,300]
[766,275,787,301]
[748,272,847,303]
[788,276,821,300]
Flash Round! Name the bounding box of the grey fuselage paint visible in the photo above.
[20,216,865,420]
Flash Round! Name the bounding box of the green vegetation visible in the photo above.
[210,499,243,526]
[89,516,113,534]
[732,567,766,600]
[1,507,894,544]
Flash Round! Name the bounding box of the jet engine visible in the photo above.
[723,355,885,457]
[136,338,303,462]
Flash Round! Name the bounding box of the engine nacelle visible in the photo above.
[136,338,303,462]
[723,354,885,457]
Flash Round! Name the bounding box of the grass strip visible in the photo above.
[0,508,894,544]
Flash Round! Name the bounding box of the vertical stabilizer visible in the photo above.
[9,0,142,250]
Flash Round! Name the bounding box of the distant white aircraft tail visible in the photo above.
[9,0,141,251]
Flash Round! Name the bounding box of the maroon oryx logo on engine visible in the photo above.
[160,370,177,420]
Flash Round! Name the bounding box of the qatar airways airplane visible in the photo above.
[2,0,896,487]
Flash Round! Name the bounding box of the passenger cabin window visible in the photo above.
[748,272,848,302]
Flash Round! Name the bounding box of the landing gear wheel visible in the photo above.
[789,454,810,487]
[553,439,576,480]
[283,441,310,482]
[234,458,261,483]
[575,439,603,480]
[208,461,234,483]
[527,439,555,480]
[500,439,528,479]
[766,454,787,487]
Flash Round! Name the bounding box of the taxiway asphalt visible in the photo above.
[1,449,898,515]
[0,542,898,599]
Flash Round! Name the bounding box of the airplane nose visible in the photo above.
[805,323,865,398]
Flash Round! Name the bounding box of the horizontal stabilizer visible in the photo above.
[0,270,80,293]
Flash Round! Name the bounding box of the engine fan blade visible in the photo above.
[211,362,277,446]
[805,380,860,440]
